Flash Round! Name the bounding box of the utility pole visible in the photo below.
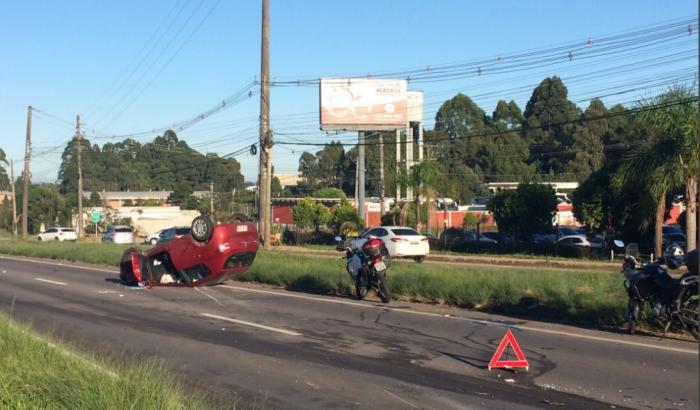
[76,115,84,238]
[358,132,366,224]
[10,159,17,236]
[210,181,214,216]
[21,105,32,238]
[258,0,272,249]
[395,129,401,201]
[379,132,385,217]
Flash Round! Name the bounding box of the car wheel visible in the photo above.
[191,215,214,243]
[37,236,42,241]
[54,237,60,241]
[414,256,426,263]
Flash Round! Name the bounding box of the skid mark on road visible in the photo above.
[34,278,68,286]
[4,255,696,355]
[200,313,302,336]
[221,285,698,355]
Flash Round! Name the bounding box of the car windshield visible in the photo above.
[391,228,420,236]
[115,228,132,233]
[61,229,75,232]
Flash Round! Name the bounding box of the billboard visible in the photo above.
[320,78,407,131]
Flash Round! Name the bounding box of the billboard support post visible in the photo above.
[358,132,366,225]
[406,123,414,200]
[396,129,401,200]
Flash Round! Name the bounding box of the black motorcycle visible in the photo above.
[336,235,391,303]
[622,243,698,339]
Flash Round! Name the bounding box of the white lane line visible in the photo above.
[384,390,419,409]
[194,287,224,306]
[5,256,697,354]
[0,255,117,273]
[221,285,699,355]
[200,313,302,337]
[34,278,68,286]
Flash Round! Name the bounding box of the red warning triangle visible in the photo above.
[488,329,529,371]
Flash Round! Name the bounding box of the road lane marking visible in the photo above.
[34,278,68,286]
[195,287,223,306]
[0,255,117,273]
[4,256,696,354]
[200,313,302,336]
[384,390,419,409]
[221,285,698,355]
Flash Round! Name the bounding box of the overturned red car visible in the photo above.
[120,215,258,287]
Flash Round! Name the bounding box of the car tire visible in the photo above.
[191,215,214,243]
[37,236,42,241]
[414,256,425,263]
[54,237,59,241]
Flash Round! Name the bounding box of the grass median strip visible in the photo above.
[0,239,627,326]
[240,250,627,326]
[0,312,219,409]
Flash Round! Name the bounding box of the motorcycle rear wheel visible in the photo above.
[627,298,640,335]
[376,271,391,303]
[678,284,698,340]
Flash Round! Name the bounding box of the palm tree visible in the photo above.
[614,86,698,255]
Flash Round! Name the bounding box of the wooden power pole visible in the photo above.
[259,0,272,249]
[21,105,32,238]
[210,181,214,216]
[10,159,17,236]
[76,115,84,238]
[379,133,385,217]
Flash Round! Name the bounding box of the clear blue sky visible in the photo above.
[0,0,697,184]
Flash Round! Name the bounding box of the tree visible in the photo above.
[488,183,558,241]
[523,76,581,174]
[0,148,9,189]
[311,187,346,199]
[331,198,362,234]
[614,86,698,254]
[564,99,606,181]
[88,191,102,207]
[168,180,199,210]
[292,198,330,231]
[271,176,283,198]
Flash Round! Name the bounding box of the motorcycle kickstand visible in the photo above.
[660,320,672,340]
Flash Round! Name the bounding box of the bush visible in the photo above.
[292,198,331,230]
[331,199,361,234]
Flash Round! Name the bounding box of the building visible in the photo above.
[83,190,211,208]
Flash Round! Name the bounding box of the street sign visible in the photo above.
[91,210,101,223]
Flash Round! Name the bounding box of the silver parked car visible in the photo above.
[37,227,78,242]
[101,225,135,244]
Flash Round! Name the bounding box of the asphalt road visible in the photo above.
[0,255,697,409]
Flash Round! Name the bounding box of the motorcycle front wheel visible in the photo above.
[627,298,640,335]
[355,274,368,301]
[376,271,391,303]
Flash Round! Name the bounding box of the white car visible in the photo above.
[101,225,135,244]
[144,229,164,245]
[558,234,595,247]
[351,226,430,262]
[37,227,77,242]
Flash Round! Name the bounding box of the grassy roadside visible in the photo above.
[0,239,627,326]
[0,312,220,409]
[242,251,626,326]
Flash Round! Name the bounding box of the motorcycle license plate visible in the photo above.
[374,261,386,271]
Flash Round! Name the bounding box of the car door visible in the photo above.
[43,228,57,240]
